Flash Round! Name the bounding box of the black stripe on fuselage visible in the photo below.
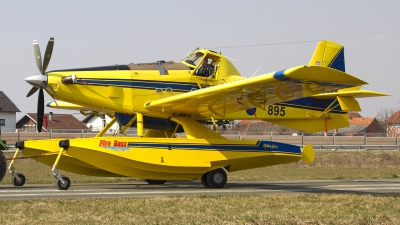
[49,65,131,72]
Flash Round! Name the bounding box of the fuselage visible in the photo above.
[42,49,241,119]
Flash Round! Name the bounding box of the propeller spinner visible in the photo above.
[25,37,55,132]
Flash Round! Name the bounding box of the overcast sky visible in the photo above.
[1,1,399,120]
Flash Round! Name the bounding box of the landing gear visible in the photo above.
[201,168,227,188]
[7,145,27,187]
[145,179,167,185]
[11,173,26,186]
[55,175,71,190]
[6,142,26,187]
[52,140,71,190]
[53,168,71,190]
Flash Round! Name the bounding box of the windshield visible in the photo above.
[183,52,204,68]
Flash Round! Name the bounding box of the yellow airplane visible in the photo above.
[1,38,387,190]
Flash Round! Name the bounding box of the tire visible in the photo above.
[145,179,155,184]
[205,168,227,188]
[152,180,166,184]
[0,150,6,183]
[11,173,26,186]
[56,176,71,190]
[145,179,166,185]
[201,173,210,188]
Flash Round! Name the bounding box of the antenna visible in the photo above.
[250,66,261,77]
[223,55,238,62]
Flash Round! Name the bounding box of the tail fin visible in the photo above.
[309,40,345,72]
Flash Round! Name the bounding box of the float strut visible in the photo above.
[137,112,144,137]
[211,117,220,134]
[96,117,117,137]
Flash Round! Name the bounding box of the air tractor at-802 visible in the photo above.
[0,38,388,190]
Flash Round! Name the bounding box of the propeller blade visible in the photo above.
[45,84,57,97]
[37,89,44,132]
[42,37,54,74]
[33,40,43,75]
[26,87,39,97]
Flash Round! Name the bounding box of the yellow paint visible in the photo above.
[21,136,302,180]
[22,40,388,181]
[137,112,143,137]
[95,117,117,137]
[7,147,20,170]
[337,96,361,111]
[301,144,315,164]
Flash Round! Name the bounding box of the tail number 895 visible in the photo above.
[267,105,285,116]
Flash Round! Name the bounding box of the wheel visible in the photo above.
[0,150,6,182]
[56,176,71,190]
[145,179,166,185]
[201,173,210,188]
[145,179,155,184]
[205,168,227,188]
[152,180,166,184]
[11,173,26,186]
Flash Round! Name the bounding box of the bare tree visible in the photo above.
[376,106,399,136]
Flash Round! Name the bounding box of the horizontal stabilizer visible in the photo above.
[311,90,389,99]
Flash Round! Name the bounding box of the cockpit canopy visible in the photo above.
[180,49,241,79]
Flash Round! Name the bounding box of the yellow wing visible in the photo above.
[145,65,367,118]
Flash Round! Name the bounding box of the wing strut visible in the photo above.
[95,117,117,138]
[318,98,340,119]
[119,115,137,135]
[211,117,220,134]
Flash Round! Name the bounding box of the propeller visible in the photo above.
[26,37,55,132]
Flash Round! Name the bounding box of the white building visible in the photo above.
[82,114,119,133]
[0,91,20,132]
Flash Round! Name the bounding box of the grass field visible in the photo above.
[0,194,399,224]
[1,151,399,224]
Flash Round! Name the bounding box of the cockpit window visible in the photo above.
[184,52,204,68]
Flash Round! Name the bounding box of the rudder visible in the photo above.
[309,40,345,72]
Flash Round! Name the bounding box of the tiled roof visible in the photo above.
[349,118,374,125]
[81,114,95,123]
[388,111,400,123]
[348,112,362,119]
[337,125,367,134]
[0,91,20,112]
[25,113,89,130]
[238,120,263,125]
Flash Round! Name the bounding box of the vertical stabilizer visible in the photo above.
[309,40,345,72]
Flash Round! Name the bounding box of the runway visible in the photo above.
[1,179,399,201]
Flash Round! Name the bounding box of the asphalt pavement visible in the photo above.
[1,179,399,201]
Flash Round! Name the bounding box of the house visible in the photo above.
[16,113,90,133]
[81,114,119,132]
[0,91,20,132]
[348,112,362,120]
[336,117,386,136]
[387,111,400,137]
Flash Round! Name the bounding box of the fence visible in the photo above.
[1,130,399,150]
